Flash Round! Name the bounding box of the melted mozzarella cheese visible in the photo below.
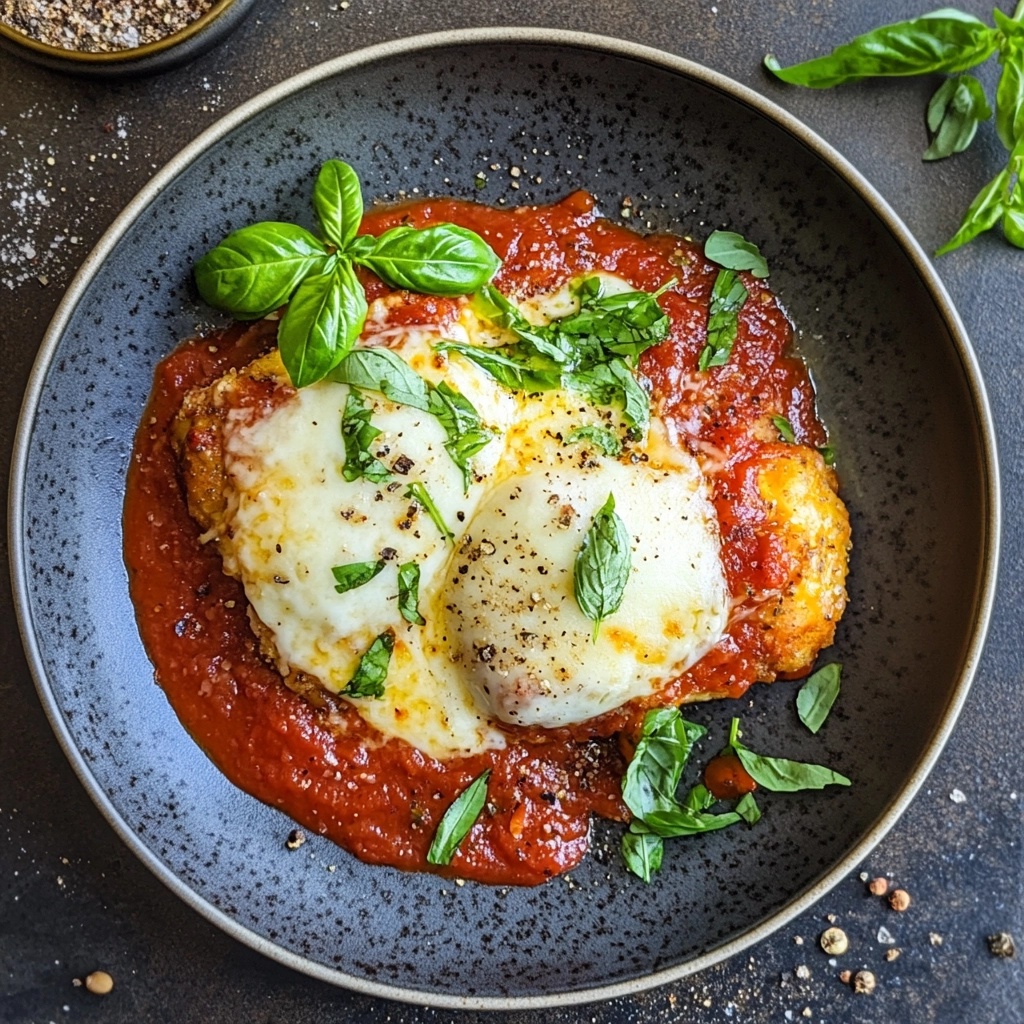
[212,276,731,757]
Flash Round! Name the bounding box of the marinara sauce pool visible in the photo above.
[123,191,825,886]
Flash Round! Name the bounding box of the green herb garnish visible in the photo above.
[765,5,1024,253]
[331,559,386,594]
[564,424,624,457]
[819,444,837,467]
[340,389,390,483]
[397,561,425,626]
[704,230,770,278]
[195,160,501,387]
[426,382,494,492]
[726,717,851,791]
[573,492,632,642]
[426,769,491,865]
[620,830,664,883]
[771,414,796,444]
[341,630,394,698]
[328,346,432,411]
[404,482,454,543]
[698,269,749,371]
[796,663,843,734]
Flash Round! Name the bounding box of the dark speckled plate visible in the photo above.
[8,30,999,1009]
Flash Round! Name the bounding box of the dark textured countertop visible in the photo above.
[2,2,1022,1022]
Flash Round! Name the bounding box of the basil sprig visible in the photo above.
[195,159,501,387]
[573,493,631,642]
[426,770,491,865]
[765,5,1024,253]
[796,663,843,734]
[445,275,672,433]
[342,630,394,698]
[726,718,851,792]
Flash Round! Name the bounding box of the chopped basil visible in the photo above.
[426,381,494,492]
[341,630,394,698]
[728,717,851,791]
[621,830,663,883]
[404,482,454,543]
[573,493,632,642]
[771,414,796,443]
[426,769,491,865]
[735,792,762,825]
[564,424,623,457]
[328,346,432,411]
[439,339,561,392]
[819,444,837,467]
[331,559,385,594]
[564,359,650,433]
[796,663,843,734]
[704,230,769,278]
[397,561,425,626]
[698,269,749,371]
[622,708,707,821]
[340,389,390,483]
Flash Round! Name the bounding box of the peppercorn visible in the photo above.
[285,828,306,850]
[852,970,876,995]
[987,932,1016,958]
[819,927,849,956]
[888,888,911,912]
[867,876,888,896]
[85,971,114,996]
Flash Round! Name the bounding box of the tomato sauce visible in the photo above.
[123,193,825,885]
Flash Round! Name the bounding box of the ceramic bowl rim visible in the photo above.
[7,27,1001,1010]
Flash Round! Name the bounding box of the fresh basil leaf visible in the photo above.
[735,792,762,825]
[341,630,394,698]
[279,261,367,388]
[426,382,494,492]
[439,340,563,392]
[564,424,623,457]
[641,806,742,837]
[936,166,1010,254]
[698,269,748,371]
[397,561,425,626]
[471,284,555,352]
[426,769,491,865]
[573,492,632,642]
[622,708,707,821]
[194,222,332,318]
[764,11,999,88]
[404,482,454,542]
[923,75,992,160]
[732,739,851,792]
[621,830,664,883]
[771,414,796,444]
[328,347,432,411]
[1004,205,1024,247]
[340,388,391,484]
[355,223,501,296]
[313,159,363,250]
[796,663,843,734]
[682,782,716,814]
[331,559,385,594]
[564,358,650,433]
[557,278,671,362]
[704,230,769,278]
[995,10,1024,149]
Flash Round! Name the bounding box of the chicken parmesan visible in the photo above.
[124,186,850,885]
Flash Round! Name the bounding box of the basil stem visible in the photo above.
[764,11,999,88]
[699,270,748,371]
[924,75,992,161]
[331,559,386,594]
[404,482,454,543]
[397,561,425,626]
[796,663,843,734]
[194,222,332,318]
[354,223,501,296]
[704,230,769,278]
[279,261,366,388]
[313,159,363,250]
[340,389,391,484]
[426,770,491,865]
[573,493,632,642]
[341,630,394,698]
